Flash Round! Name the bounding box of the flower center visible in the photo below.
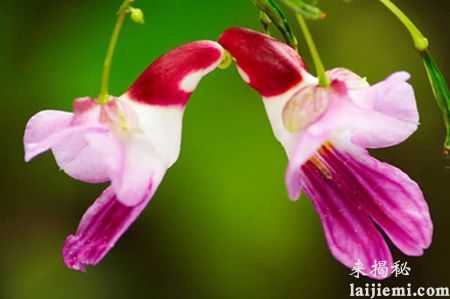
[304,143,334,180]
[101,99,139,135]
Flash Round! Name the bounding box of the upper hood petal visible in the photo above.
[126,40,224,107]
[219,27,306,97]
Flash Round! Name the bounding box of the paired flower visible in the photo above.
[24,24,433,278]
[219,27,433,279]
[24,41,225,271]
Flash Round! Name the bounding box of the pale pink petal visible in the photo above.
[286,131,329,200]
[344,104,418,149]
[51,130,117,184]
[348,72,419,148]
[24,110,73,161]
[301,84,418,150]
[63,181,163,271]
[85,132,167,207]
[25,121,107,168]
[71,97,103,125]
[113,136,166,206]
[285,164,304,201]
[327,68,369,91]
[24,104,114,185]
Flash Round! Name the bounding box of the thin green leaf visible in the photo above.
[422,51,450,154]
[252,0,298,49]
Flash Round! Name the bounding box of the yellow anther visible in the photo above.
[309,155,332,180]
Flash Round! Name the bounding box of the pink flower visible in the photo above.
[24,41,225,271]
[219,27,432,279]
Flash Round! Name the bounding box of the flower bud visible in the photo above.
[129,7,144,24]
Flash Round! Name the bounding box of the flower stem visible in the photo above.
[378,0,429,51]
[295,14,330,87]
[97,0,134,104]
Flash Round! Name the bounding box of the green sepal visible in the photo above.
[252,0,298,49]
[422,51,450,154]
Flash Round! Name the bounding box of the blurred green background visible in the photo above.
[1,0,449,298]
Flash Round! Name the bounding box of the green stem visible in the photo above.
[295,14,330,87]
[378,0,429,51]
[97,0,134,104]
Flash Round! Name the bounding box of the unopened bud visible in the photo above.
[129,7,144,24]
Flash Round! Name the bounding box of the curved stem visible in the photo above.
[97,0,134,104]
[295,14,330,87]
[378,0,429,51]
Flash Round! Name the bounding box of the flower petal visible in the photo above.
[219,27,318,163]
[119,97,184,168]
[51,130,117,184]
[348,72,419,148]
[340,149,432,255]
[327,68,369,91]
[24,110,73,161]
[113,137,166,207]
[285,131,329,200]
[127,41,224,107]
[301,152,393,279]
[63,182,162,271]
[219,27,306,97]
[84,132,166,207]
[300,143,432,278]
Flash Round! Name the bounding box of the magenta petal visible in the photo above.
[219,27,305,97]
[300,144,432,279]
[301,157,393,279]
[340,150,433,255]
[63,184,155,271]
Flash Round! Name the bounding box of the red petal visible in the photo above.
[127,41,223,106]
[219,27,305,97]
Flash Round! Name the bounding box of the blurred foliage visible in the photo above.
[1,0,449,298]
[281,0,325,20]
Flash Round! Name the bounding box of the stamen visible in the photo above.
[319,141,333,154]
[309,152,333,180]
[118,112,129,130]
